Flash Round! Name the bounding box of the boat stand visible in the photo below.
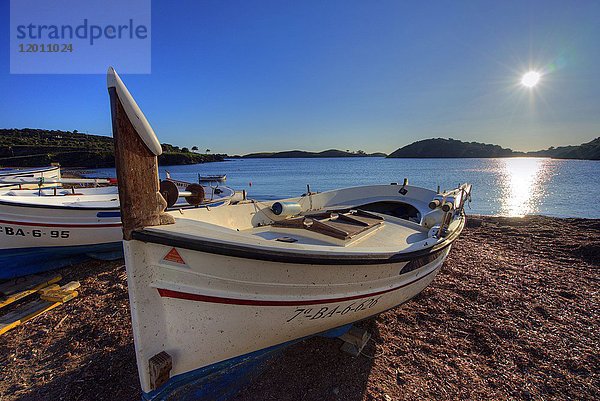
[0,274,62,309]
[338,326,371,357]
[0,281,80,336]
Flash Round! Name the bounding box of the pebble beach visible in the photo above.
[1,215,598,400]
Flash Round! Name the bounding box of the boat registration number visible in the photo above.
[286,296,381,323]
[0,226,70,238]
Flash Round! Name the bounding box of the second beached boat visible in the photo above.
[0,166,61,189]
[106,67,472,400]
[0,181,235,279]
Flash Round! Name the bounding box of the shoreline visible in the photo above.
[0,215,598,400]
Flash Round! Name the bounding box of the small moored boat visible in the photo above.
[198,174,226,182]
[106,67,472,400]
[164,171,234,206]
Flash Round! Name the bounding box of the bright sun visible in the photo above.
[521,71,541,88]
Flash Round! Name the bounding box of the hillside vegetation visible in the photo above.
[388,137,600,160]
[0,129,224,167]
[388,138,519,158]
[527,137,600,160]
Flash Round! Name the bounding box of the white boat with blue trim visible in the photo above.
[0,183,235,279]
[0,186,123,279]
[106,67,472,400]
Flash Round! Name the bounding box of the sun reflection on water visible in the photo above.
[499,158,552,217]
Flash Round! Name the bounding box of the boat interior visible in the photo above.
[141,185,465,255]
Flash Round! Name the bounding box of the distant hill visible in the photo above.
[527,137,600,160]
[0,128,224,168]
[239,149,387,158]
[388,137,600,160]
[388,138,521,158]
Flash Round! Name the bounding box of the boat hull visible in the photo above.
[124,239,451,396]
[0,201,123,279]
[0,242,123,278]
[0,185,233,278]
[142,324,353,401]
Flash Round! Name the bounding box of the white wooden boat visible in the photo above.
[0,190,123,279]
[0,166,61,189]
[0,182,236,279]
[0,179,235,205]
[168,171,227,183]
[106,67,472,400]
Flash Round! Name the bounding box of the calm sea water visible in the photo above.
[88,158,600,218]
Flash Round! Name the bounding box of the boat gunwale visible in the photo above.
[0,198,121,211]
[0,196,230,211]
[131,213,466,265]
[0,166,60,178]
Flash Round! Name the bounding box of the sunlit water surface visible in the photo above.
[89,157,600,218]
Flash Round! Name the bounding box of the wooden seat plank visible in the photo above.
[273,209,384,240]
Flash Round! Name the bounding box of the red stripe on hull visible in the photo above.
[0,219,122,228]
[157,267,439,306]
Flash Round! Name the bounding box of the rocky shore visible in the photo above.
[0,215,598,400]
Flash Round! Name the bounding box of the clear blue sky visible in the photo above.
[1,0,599,154]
